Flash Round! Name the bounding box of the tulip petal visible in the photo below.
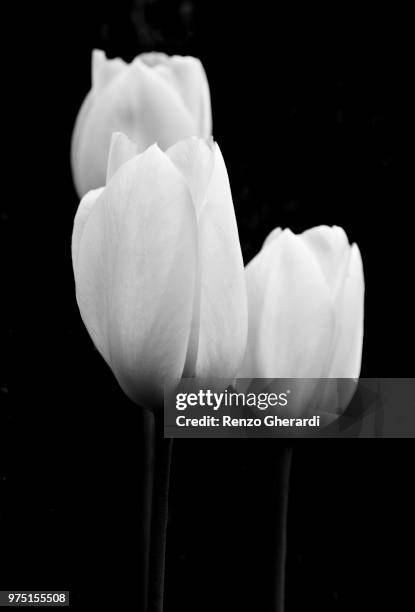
[239,229,336,378]
[262,226,282,249]
[71,50,126,196]
[92,49,126,92]
[106,132,138,183]
[129,58,199,148]
[199,63,212,138]
[318,377,359,418]
[75,145,198,407]
[301,225,351,293]
[166,137,215,215]
[71,89,96,196]
[139,52,170,68]
[72,49,125,183]
[164,56,212,138]
[327,244,365,378]
[74,59,199,194]
[192,144,248,378]
[166,137,215,375]
[139,54,212,136]
[72,187,105,274]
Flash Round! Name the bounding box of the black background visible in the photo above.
[1,1,413,610]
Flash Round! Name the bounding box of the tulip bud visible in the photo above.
[71,49,212,197]
[72,134,247,409]
[238,226,364,416]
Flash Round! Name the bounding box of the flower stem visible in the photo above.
[140,407,155,612]
[272,445,293,612]
[147,414,173,612]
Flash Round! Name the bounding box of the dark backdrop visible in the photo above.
[1,1,413,610]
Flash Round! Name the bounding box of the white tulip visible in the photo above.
[71,49,212,197]
[72,133,247,409]
[238,226,364,416]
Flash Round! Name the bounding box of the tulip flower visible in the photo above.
[71,49,212,197]
[238,226,364,416]
[72,133,247,408]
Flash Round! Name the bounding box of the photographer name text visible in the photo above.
[174,389,320,428]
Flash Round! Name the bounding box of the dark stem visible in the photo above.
[147,414,173,612]
[140,407,155,612]
[272,445,293,612]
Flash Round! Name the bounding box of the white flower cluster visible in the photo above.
[71,50,364,414]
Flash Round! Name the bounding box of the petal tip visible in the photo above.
[106,132,139,183]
